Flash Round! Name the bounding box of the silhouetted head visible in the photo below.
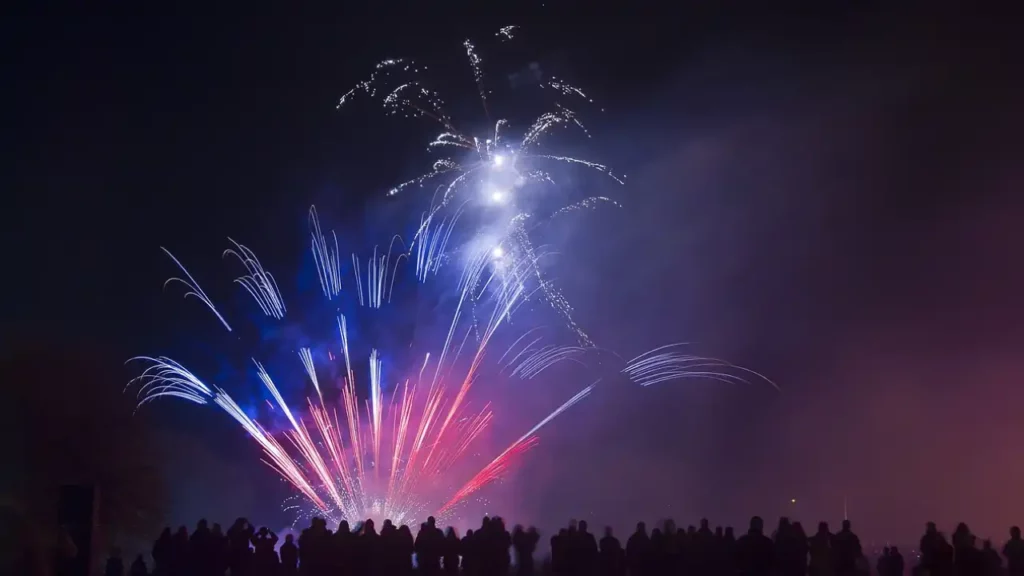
[466,529,474,537]
[1011,526,1021,539]
[955,522,969,534]
[285,534,294,543]
[983,540,993,550]
[725,527,734,538]
[427,516,436,527]
[842,520,851,532]
[197,519,208,530]
[749,517,764,534]
[160,527,171,538]
[636,522,646,534]
[891,546,899,554]
[604,526,613,538]
[700,518,709,530]
[383,520,394,530]
[715,527,723,538]
[882,547,890,555]
[259,527,268,535]
[176,526,187,536]
[212,523,222,535]
[818,522,829,534]
[364,519,375,532]
[568,519,578,532]
[339,520,350,534]
[926,522,937,533]
[579,521,588,533]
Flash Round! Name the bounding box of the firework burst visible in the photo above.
[338,27,626,346]
[130,207,768,527]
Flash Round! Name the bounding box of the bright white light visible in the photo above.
[492,154,505,167]
[491,246,505,259]
[490,189,507,203]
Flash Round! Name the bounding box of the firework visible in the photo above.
[132,211,584,524]
[130,207,766,527]
[338,27,626,346]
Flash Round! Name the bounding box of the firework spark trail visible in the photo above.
[510,345,590,379]
[160,248,233,332]
[495,26,518,41]
[351,254,365,306]
[438,382,597,513]
[129,357,327,508]
[549,196,622,219]
[414,202,468,281]
[355,238,407,309]
[298,347,322,401]
[368,349,384,478]
[510,220,594,346]
[309,207,343,299]
[462,39,491,120]
[254,361,349,510]
[621,344,779,389]
[413,255,533,479]
[307,401,361,520]
[128,356,216,405]
[223,239,287,320]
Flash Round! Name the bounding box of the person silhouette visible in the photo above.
[129,554,148,576]
[171,526,189,576]
[152,527,172,575]
[189,519,211,576]
[599,526,624,576]
[105,548,125,576]
[575,520,598,576]
[982,540,1002,576]
[889,546,905,576]
[919,521,942,575]
[1005,526,1024,576]
[877,547,891,576]
[808,522,833,576]
[626,522,650,576]
[736,516,773,576]
[831,519,862,576]
[280,534,298,576]
[416,516,444,576]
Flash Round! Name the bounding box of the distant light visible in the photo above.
[493,154,505,167]
[790,498,797,504]
[490,189,507,203]
[491,246,505,259]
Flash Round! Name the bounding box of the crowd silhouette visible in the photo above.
[104,516,1024,576]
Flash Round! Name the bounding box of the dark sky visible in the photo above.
[7,1,1024,545]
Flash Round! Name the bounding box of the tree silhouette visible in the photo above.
[1,343,167,548]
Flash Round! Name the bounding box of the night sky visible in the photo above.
[7,1,1024,547]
